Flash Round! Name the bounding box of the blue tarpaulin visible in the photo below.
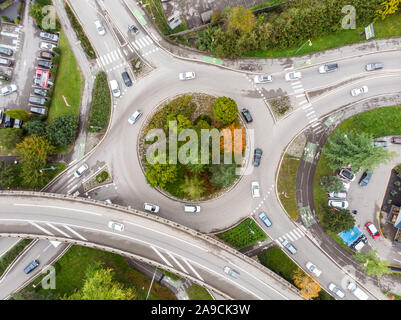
[338,226,362,246]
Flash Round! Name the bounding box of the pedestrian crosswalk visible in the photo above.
[276,227,305,244]
[131,35,159,57]
[96,48,124,68]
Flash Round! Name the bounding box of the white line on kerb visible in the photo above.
[14,204,102,216]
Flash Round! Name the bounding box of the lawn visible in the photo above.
[217,218,267,249]
[186,284,213,300]
[245,13,401,58]
[0,239,32,277]
[14,246,176,300]
[278,154,300,220]
[47,30,83,124]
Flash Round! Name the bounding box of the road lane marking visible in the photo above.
[182,257,204,281]
[46,223,71,238]
[14,204,102,216]
[151,246,173,267]
[134,40,143,49]
[30,222,54,236]
[103,54,110,65]
[131,41,139,50]
[145,35,153,44]
[167,252,188,274]
[285,232,295,241]
[293,228,304,237]
[288,231,298,240]
[117,48,123,58]
[294,89,304,94]
[63,225,87,241]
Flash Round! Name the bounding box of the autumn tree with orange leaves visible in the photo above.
[220,122,246,155]
[292,269,321,299]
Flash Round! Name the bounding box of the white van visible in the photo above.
[109,80,120,98]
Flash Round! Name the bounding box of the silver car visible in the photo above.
[128,110,142,125]
[223,266,240,279]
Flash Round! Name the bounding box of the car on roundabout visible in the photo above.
[251,181,260,198]
[351,85,368,97]
[253,74,272,83]
[128,110,142,125]
[184,205,200,213]
[179,72,195,81]
[108,220,124,232]
[144,203,160,213]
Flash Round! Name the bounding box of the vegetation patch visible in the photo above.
[186,284,213,300]
[87,72,111,132]
[278,154,300,220]
[0,239,33,278]
[96,171,109,184]
[269,96,291,117]
[217,218,267,249]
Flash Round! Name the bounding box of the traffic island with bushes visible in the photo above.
[83,166,112,192]
[87,72,111,132]
[0,239,33,278]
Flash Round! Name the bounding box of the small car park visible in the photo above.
[128,110,142,125]
[365,222,380,239]
[94,20,106,36]
[144,203,160,213]
[254,74,272,83]
[328,199,349,209]
[365,63,383,71]
[0,47,13,56]
[241,108,253,123]
[253,148,263,167]
[306,262,322,277]
[359,170,372,186]
[328,191,347,199]
[351,85,368,97]
[184,205,201,213]
[223,266,240,279]
[40,32,59,42]
[109,79,121,98]
[319,63,338,73]
[179,72,196,80]
[0,84,17,96]
[121,71,132,87]
[251,181,260,198]
[258,212,272,227]
[108,220,124,232]
[339,168,355,181]
[282,239,297,254]
[285,71,301,81]
[24,260,39,274]
[328,283,345,298]
[391,136,401,144]
[74,163,89,178]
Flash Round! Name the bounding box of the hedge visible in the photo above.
[87,72,111,131]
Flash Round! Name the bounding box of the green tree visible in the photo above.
[213,97,238,125]
[46,115,78,147]
[64,262,136,300]
[227,6,255,34]
[23,121,47,137]
[0,161,15,189]
[5,110,30,121]
[180,175,205,199]
[0,128,23,151]
[320,176,344,193]
[355,249,391,279]
[322,207,355,233]
[15,136,55,188]
[145,163,178,189]
[209,163,238,188]
[323,131,396,170]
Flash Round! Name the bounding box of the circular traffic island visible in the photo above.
[138,93,247,201]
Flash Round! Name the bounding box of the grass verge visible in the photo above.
[87,72,111,132]
[278,154,300,220]
[216,218,267,249]
[0,239,33,277]
[186,284,213,300]
[13,246,176,300]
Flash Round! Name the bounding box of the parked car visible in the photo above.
[108,220,124,232]
[358,234,368,244]
[0,108,4,125]
[0,46,13,56]
[372,140,388,147]
[339,168,355,181]
[351,86,368,97]
[37,59,53,69]
[359,170,372,186]
[365,222,380,239]
[179,72,196,80]
[251,181,260,198]
[13,119,22,129]
[253,148,263,167]
[24,260,39,274]
[109,79,120,98]
[39,50,55,60]
[285,71,302,81]
[128,110,142,125]
[129,24,139,34]
[318,63,338,73]
[144,203,160,213]
[328,199,349,209]
[254,75,272,83]
[258,211,272,227]
[4,114,12,128]
[306,262,322,277]
[40,32,59,42]
[223,266,240,279]
[347,281,369,300]
[184,205,201,213]
[94,20,106,36]
[328,283,345,298]
[33,88,47,97]
[365,63,383,71]
[328,191,347,199]
[282,239,297,254]
[30,106,47,115]
[74,163,89,178]
[391,136,401,144]
[0,84,17,96]
[29,96,46,105]
[121,71,132,87]
[33,77,53,88]
[351,236,366,251]
[0,57,12,67]
[40,42,57,51]
[241,108,253,123]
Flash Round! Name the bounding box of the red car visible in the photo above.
[365,222,380,239]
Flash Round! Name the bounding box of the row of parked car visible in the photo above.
[0,107,22,128]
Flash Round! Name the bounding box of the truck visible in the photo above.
[347,281,369,300]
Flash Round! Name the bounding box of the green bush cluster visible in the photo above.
[96,171,109,184]
[87,72,111,132]
[29,0,61,31]
[0,239,32,277]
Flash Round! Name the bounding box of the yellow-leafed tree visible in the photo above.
[375,0,400,20]
[292,269,321,299]
[220,122,246,155]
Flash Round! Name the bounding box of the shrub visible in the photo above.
[96,171,109,183]
[46,115,78,147]
[87,72,111,131]
[213,96,238,125]
[270,96,291,115]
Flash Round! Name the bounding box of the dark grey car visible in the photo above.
[241,108,253,123]
[0,47,13,56]
[121,71,132,87]
[253,148,263,167]
[359,170,372,186]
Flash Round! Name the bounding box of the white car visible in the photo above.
[108,220,124,232]
[0,84,17,96]
[94,20,105,36]
[109,80,120,98]
[329,283,345,298]
[184,205,201,213]
[328,199,349,209]
[306,262,322,277]
[128,110,142,125]
[328,192,347,199]
[253,75,272,83]
[223,266,240,279]
[179,72,195,81]
[40,42,57,51]
[251,181,260,198]
[144,203,160,213]
[74,163,89,178]
[285,71,302,81]
[351,85,368,97]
